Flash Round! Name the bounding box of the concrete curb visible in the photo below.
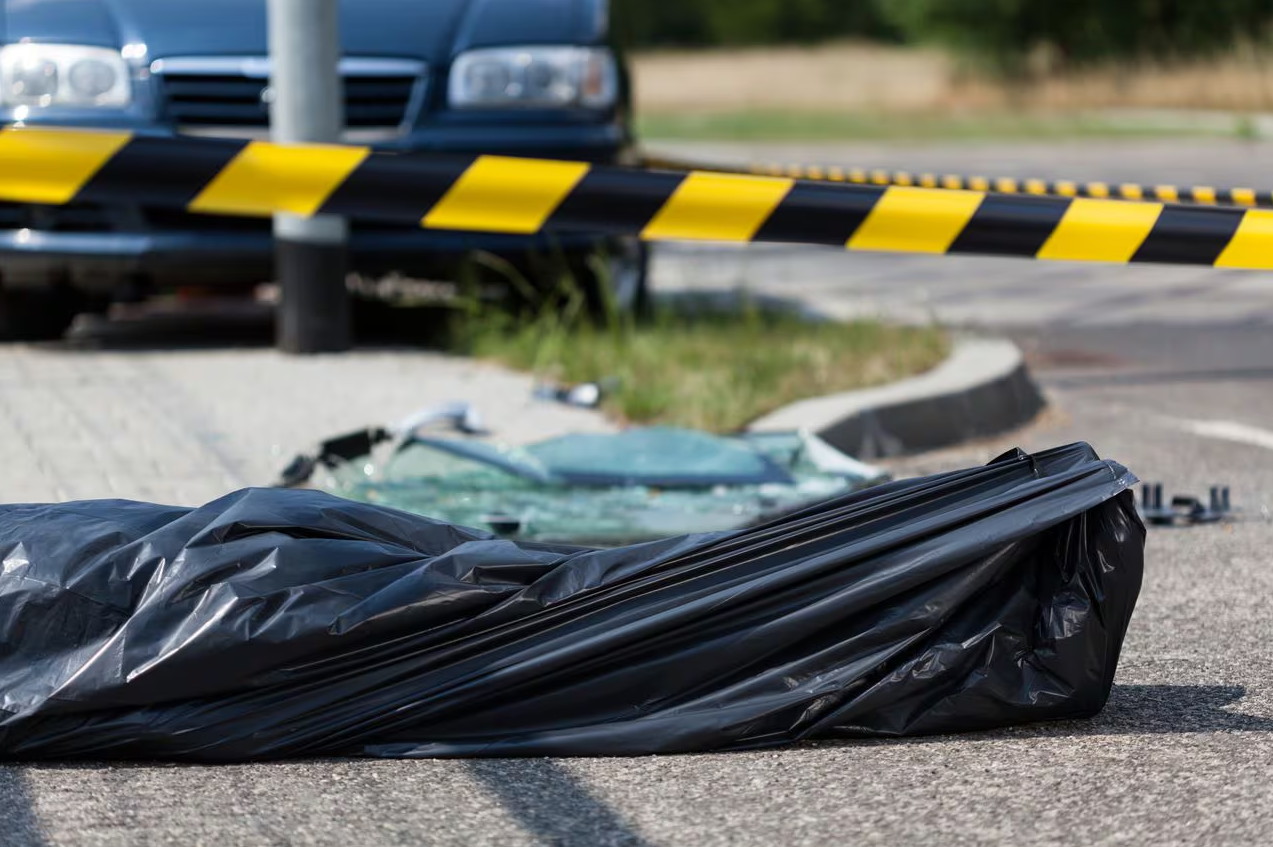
[748,338,1045,460]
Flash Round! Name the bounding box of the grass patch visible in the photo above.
[450,273,948,433]
[637,109,1243,142]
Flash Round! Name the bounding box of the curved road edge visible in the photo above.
[749,338,1045,460]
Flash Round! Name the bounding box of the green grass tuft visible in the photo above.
[448,265,948,433]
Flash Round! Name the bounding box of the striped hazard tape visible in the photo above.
[646,155,1273,208]
[3,126,1273,270]
[755,163,1273,208]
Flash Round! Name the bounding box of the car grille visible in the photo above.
[154,58,424,130]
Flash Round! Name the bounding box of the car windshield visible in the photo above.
[317,427,887,545]
[522,428,792,487]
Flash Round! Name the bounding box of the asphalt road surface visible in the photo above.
[3,138,1272,846]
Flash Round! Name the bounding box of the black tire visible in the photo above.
[477,240,650,322]
[0,288,83,341]
[569,239,651,321]
[615,240,652,318]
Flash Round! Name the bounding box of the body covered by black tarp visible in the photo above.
[0,442,1144,761]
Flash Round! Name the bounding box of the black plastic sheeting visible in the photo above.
[0,442,1143,762]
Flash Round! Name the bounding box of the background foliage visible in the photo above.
[614,0,897,49]
[615,0,1273,70]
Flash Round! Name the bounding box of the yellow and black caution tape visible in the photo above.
[4,126,1273,270]
[644,155,1273,208]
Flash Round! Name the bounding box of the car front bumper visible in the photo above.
[0,225,627,290]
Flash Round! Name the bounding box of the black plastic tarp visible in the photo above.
[0,442,1143,761]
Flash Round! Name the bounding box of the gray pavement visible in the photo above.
[0,306,612,506]
[2,139,1273,846]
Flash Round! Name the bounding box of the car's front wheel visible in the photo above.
[0,287,83,341]
[565,239,650,320]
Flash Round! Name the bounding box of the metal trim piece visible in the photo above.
[176,126,406,143]
[150,56,427,78]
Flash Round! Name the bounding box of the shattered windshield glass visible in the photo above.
[311,426,887,547]
[526,428,792,486]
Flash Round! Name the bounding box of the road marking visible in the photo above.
[1174,418,1273,452]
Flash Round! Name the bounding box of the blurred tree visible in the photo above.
[698,0,899,45]
[612,0,899,48]
[611,0,1273,66]
[612,0,710,48]
[880,0,1273,71]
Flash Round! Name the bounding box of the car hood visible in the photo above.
[0,0,601,61]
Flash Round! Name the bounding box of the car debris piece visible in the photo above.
[0,443,1143,762]
[276,401,488,489]
[532,378,619,409]
[277,411,892,546]
[1139,483,1235,526]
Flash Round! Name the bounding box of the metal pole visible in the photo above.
[267,0,351,353]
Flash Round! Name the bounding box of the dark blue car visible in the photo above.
[0,0,641,338]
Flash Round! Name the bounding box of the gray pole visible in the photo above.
[267,0,352,353]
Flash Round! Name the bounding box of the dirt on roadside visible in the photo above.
[633,41,1273,116]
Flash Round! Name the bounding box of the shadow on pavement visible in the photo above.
[0,686,1262,847]
[815,684,1273,751]
[42,299,455,353]
[1076,683,1273,735]
[466,758,654,847]
[964,684,1273,740]
[60,303,275,350]
[31,287,819,354]
[0,767,48,846]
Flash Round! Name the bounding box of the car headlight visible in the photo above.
[449,47,617,109]
[0,44,132,109]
